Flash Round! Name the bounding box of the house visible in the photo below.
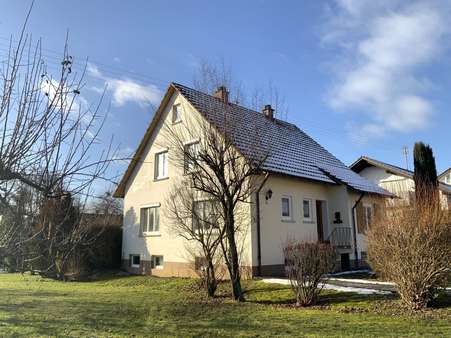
[113,83,391,277]
[439,168,451,185]
[351,156,451,210]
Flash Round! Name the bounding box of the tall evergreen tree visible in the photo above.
[413,142,438,204]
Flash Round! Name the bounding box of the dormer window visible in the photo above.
[172,104,182,124]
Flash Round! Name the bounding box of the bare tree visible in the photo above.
[166,178,224,297]
[0,7,114,278]
[163,103,269,301]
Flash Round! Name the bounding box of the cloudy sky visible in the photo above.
[1,0,450,186]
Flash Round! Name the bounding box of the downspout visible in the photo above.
[255,172,270,276]
[351,192,365,268]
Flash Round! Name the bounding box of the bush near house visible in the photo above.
[283,241,336,306]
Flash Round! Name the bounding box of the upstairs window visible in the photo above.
[192,200,220,232]
[155,151,168,179]
[172,104,182,123]
[140,206,160,234]
[281,196,292,220]
[184,141,199,173]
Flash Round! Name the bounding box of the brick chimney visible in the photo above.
[263,104,274,120]
[214,86,229,105]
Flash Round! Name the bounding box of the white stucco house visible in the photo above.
[113,83,390,277]
[439,168,451,185]
[351,156,451,210]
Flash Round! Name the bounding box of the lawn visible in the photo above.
[0,273,449,337]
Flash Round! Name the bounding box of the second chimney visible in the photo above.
[263,104,274,120]
[214,86,229,105]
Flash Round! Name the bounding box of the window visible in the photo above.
[155,151,168,179]
[130,254,140,268]
[184,141,199,173]
[192,200,219,232]
[151,255,164,269]
[302,199,312,221]
[363,204,373,228]
[281,196,292,220]
[172,104,182,123]
[140,206,160,234]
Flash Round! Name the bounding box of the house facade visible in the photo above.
[114,83,390,277]
[351,156,451,210]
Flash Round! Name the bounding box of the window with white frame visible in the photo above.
[363,204,373,229]
[302,199,312,221]
[281,196,292,220]
[172,104,182,123]
[151,255,164,269]
[130,254,140,268]
[192,200,219,232]
[155,150,168,179]
[140,205,160,234]
[184,141,199,173]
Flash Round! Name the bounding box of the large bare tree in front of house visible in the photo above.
[163,97,269,301]
[0,9,114,279]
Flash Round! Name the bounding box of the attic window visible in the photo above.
[172,104,182,124]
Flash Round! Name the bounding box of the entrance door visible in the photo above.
[316,200,324,242]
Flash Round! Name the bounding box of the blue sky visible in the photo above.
[1,0,450,189]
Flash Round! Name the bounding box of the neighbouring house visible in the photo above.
[351,156,451,210]
[113,83,391,277]
[439,168,451,185]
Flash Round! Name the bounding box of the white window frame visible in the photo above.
[172,104,182,124]
[281,196,293,221]
[130,254,140,268]
[302,198,313,222]
[152,255,164,269]
[183,140,200,174]
[140,203,161,236]
[154,149,168,180]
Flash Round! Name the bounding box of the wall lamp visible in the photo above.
[265,189,273,201]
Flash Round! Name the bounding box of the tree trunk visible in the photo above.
[206,257,217,297]
[224,205,244,302]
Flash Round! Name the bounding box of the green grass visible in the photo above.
[0,273,449,337]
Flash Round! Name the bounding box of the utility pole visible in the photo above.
[402,146,409,170]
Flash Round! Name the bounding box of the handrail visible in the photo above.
[327,227,352,249]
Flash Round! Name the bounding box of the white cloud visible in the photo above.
[323,1,451,140]
[87,63,162,108]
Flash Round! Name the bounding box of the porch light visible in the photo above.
[265,189,273,200]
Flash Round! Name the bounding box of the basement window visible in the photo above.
[151,255,164,269]
[130,254,140,268]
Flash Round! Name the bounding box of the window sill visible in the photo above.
[154,266,164,270]
[281,219,295,223]
[154,176,169,182]
[303,220,314,224]
[143,232,161,237]
[131,265,140,268]
[172,120,182,125]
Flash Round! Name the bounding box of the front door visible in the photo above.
[316,200,324,242]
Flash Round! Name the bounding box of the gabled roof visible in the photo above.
[114,83,390,197]
[439,167,451,180]
[351,156,451,195]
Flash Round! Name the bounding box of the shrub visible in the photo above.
[283,241,336,306]
[368,198,451,310]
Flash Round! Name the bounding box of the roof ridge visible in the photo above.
[171,82,299,130]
